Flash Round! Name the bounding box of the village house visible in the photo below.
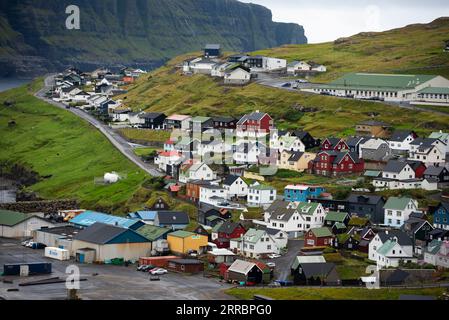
[432,202,449,230]
[270,130,306,153]
[388,130,418,155]
[429,131,449,153]
[408,138,447,167]
[186,180,211,203]
[287,60,327,75]
[239,55,287,72]
[71,223,152,262]
[183,58,217,75]
[204,44,221,58]
[321,138,349,152]
[423,166,449,184]
[136,112,166,129]
[224,65,251,85]
[154,150,183,175]
[291,131,320,150]
[360,138,392,162]
[376,237,417,268]
[164,114,191,131]
[222,175,248,199]
[346,194,386,223]
[199,184,227,206]
[263,200,326,238]
[211,62,234,77]
[355,120,392,138]
[153,211,190,230]
[309,151,364,177]
[110,109,131,122]
[324,211,351,232]
[384,197,419,228]
[278,151,316,172]
[213,221,246,249]
[135,225,171,254]
[247,183,277,207]
[424,240,449,268]
[284,184,326,202]
[127,211,157,225]
[191,116,214,133]
[178,162,216,184]
[212,116,237,130]
[230,228,281,258]
[197,203,231,226]
[224,259,267,284]
[304,227,334,247]
[346,136,367,157]
[401,215,434,254]
[236,111,274,138]
[368,230,413,262]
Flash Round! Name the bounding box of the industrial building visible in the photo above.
[167,230,209,255]
[69,210,144,230]
[0,209,55,238]
[71,222,152,262]
[33,225,82,254]
[303,73,449,104]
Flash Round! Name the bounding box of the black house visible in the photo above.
[212,116,237,130]
[293,262,340,286]
[309,198,349,213]
[198,203,231,226]
[147,197,171,211]
[204,44,221,58]
[292,131,320,149]
[139,112,167,129]
[346,194,386,223]
[423,166,449,183]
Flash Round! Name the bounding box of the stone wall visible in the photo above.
[0,199,78,214]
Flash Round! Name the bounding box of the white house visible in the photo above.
[424,240,449,269]
[154,150,183,172]
[211,63,234,77]
[368,230,413,263]
[287,61,311,74]
[230,228,282,259]
[408,138,447,167]
[179,162,216,184]
[110,109,131,122]
[247,183,277,207]
[388,130,417,154]
[233,141,262,164]
[270,131,305,153]
[223,175,248,199]
[199,184,228,206]
[376,238,417,268]
[224,66,251,85]
[128,112,146,127]
[429,131,449,154]
[383,197,419,228]
[263,200,326,238]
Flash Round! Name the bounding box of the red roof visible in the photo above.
[165,139,175,145]
[169,184,181,192]
[158,150,180,157]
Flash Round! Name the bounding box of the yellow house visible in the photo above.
[167,230,209,254]
[278,151,316,172]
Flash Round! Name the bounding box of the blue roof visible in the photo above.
[133,211,157,221]
[70,211,139,229]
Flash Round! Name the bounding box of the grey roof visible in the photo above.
[139,112,166,119]
[205,44,220,50]
[383,160,408,173]
[324,137,342,148]
[265,228,282,236]
[156,211,189,225]
[347,136,367,147]
[213,116,236,123]
[288,151,304,162]
[300,263,336,277]
[424,166,446,176]
[390,130,415,142]
[223,175,241,186]
[377,230,412,246]
[265,200,296,222]
[73,223,144,245]
[37,226,81,238]
[410,138,438,148]
[217,221,243,235]
[237,112,269,125]
[346,193,384,205]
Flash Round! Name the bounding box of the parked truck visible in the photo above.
[45,247,70,261]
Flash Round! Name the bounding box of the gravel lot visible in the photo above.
[0,238,234,300]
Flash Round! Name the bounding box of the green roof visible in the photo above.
[426,239,442,255]
[348,216,369,227]
[384,197,414,211]
[191,116,211,123]
[211,221,224,233]
[418,87,449,95]
[250,184,275,191]
[243,229,266,244]
[325,211,348,223]
[206,215,221,222]
[0,210,37,226]
[296,202,320,215]
[327,73,437,90]
[136,225,171,241]
[310,227,333,238]
[377,239,398,256]
[429,132,449,140]
[364,170,381,177]
[334,222,347,230]
[168,230,196,238]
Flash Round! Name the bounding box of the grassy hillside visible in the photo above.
[0,81,147,210]
[254,17,449,82]
[119,52,449,138]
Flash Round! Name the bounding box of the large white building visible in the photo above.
[247,183,277,207]
[0,210,55,238]
[368,230,413,263]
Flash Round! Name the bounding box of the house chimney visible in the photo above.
[385,230,389,235]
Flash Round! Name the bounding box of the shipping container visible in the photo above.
[3,263,52,276]
[139,256,180,268]
[44,247,70,261]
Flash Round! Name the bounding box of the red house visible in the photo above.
[236,111,274,134]
[305,227,334,247]
[213,221,246,248]
[309,151,364,176]
[407,160,427,179]
[321,138,349,151]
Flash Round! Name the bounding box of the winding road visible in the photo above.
[35,75,164,177]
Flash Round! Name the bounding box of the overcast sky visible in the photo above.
[239,0,449,43]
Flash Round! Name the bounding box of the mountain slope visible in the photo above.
[0,0,307,77]
[118,18,449,137]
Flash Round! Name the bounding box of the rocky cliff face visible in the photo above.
[0,0,307,77]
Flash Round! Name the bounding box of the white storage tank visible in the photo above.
[104,172,120,184]
[45,247,70,261]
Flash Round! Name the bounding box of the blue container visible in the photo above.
[3,263,52,276]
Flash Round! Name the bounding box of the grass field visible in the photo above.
[117,19,449,139]
[117,128,171,143]
[0,81,147,211]
[225,287,447,300]
[133,147,158,157]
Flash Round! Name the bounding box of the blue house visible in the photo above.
[70,211,144,230]
[433,202,449,231]
[127,211,157,224]
[284,184,326,202]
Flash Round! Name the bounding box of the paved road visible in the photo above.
[262,239,304,282]
[256,74,449,116]
[0,239,233,300]
[35,75,164,177]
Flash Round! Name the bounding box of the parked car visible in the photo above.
[274,280,294,287]
[137,264,155,272]
[266,262,276,268]
[21,240,32,247]
[188,250,198,257]
[267,254,281,259]
[150,268,168,275]
[281,82,292,88]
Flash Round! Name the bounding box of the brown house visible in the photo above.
[186,180,211,202]
[167,259,204,274]
[356,120,392,138]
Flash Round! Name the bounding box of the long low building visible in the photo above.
[303,73,449,104]
[0,210,55,238]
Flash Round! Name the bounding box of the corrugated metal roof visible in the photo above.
[329,73,437,90]
[70,211,138,229]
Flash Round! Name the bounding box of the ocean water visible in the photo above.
[0,78,30,93]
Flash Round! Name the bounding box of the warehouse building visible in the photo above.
[0,209,55,238]
[167,230,209,255]
[71,222,151,262]
[33,225,81,254]
[70,210,144,230]
[303,73,449,104]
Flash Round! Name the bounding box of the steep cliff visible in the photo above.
[0,0,307,77]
